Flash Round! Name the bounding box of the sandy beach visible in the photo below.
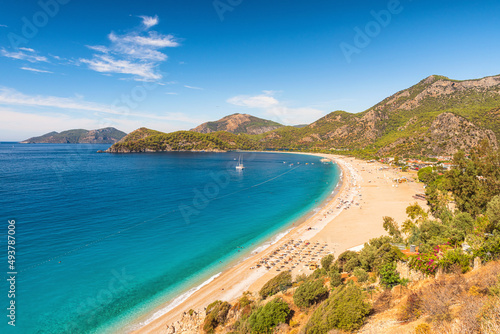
[131,154,425,334]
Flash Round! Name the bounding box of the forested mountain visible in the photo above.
[107,74,500,157]
[21,127,126,144]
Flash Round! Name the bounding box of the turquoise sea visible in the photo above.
[0,143,339,333]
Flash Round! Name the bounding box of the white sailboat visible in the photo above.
[235,155,245,170]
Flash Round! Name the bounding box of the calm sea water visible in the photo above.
[0,143,339,333]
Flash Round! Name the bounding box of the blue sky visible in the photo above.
[1,0,499,140]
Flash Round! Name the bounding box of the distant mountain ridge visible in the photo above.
[21,127,126,144]
[107,74,500,156]
[190,113,283,135]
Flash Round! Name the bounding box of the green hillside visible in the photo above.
[107,74,500,157]
[21,127,126,144]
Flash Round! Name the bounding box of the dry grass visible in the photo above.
[373,289,393,313]
[420,275,465,323]
[466,261,500,294]
[398,291,423,322]
[359,262,500,334]
[456,295,486,334]
[480,296,500,334]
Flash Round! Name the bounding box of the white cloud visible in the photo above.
[81,55,161,80]
[184,85,203,90]
[140,15,159,29]
[165,92,179,95]
[20,67,53,73]
[117,32,179,48]
[0,87,203,124]
[1,48,48,63]
[86,45,109,53]
[0,24,8,28]
[81,16,179,81]
[228,93,279,109]
[19,47,35,52]
[227,91,326,125]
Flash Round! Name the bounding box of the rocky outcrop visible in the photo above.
[378,113,498,156]
[165,310,204,334]
[396,261,426,282]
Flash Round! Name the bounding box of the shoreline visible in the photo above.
[129,152,348,334]
[130,153,425,334]
[123,152,342,333]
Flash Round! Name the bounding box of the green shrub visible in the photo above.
[372,243,404,272]
[336,251,359,272]
[304,284,371,333]
[293,279,328,309]
[451,212,474,234]
[259,272,292,299]
[345,257,361,273]
[474,231,500,261]
[321,254,335,271]
[329,265,343,288]
[418,166,436,184]
[248,298,291,333]
[379,262,403,288]
[203,300,231,333]
[440,248,471,273]
[487,195,500,231]
[311,268,327,279]
[239,294,253,308]
[358,236,393,271]
[353,268,369,283]
[295,273,308,283]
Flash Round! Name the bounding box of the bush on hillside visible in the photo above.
[353,268,369,283]
[336,251,359,272]
[304,284,371,333]
[293,279,328,309]
[379,262,404,288]
[321,254,335,271]
[311,268,327,279]
[248,298,291,334]
[259,272,292,299]
[358,236,393,271]
[487,195,500,232]
[344,257,362,273]
[329,265,343,288]
[440,248,471,273]
[203,300,231,333]
[418,166,436,183]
